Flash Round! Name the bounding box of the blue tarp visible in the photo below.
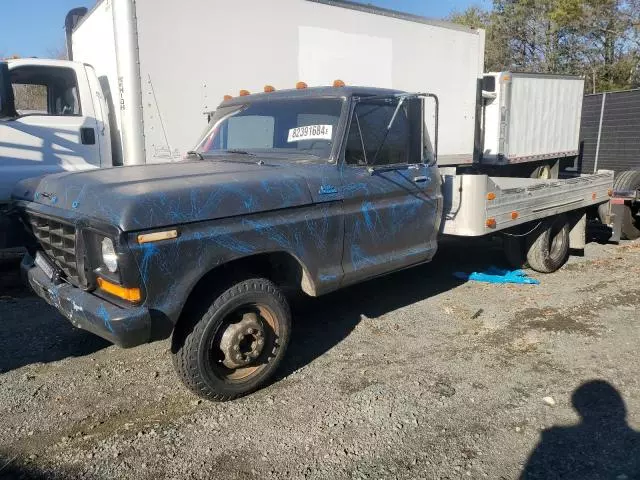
[454,266,540,285]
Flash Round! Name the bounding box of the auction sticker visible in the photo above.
[287,125,333,142]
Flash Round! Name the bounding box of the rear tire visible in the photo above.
[526,215,570,273]
[172,278,291,401]
[613,171,640,240]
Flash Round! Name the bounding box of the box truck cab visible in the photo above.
[0,59,113,247]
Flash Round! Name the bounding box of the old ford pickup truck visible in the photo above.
[13,86,442,400]
[12,84,612,401]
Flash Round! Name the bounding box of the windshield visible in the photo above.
[195,98,344,159]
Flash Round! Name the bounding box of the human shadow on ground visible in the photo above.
[521,380,640,480]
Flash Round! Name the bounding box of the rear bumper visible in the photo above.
[23,254,152,348]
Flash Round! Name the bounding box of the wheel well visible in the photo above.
[171,252,313,353]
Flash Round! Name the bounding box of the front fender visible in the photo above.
[129,202,344,323]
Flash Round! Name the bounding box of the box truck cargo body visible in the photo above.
[69,0,485,166]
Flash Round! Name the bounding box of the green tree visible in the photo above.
[449,0,640,92]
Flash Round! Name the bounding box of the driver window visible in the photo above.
[346,99,422,167]
[11,66,81,117]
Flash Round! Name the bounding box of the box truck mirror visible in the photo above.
[0,63,17,119]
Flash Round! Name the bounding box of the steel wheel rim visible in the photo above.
[209,304,280,383]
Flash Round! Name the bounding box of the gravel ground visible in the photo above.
[1,235,640,480]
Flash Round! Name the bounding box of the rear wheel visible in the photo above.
[613,171,640,240]
[526,215,570,273]
[172,278,291,401]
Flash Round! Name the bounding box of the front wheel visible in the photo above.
[173,278,291,401]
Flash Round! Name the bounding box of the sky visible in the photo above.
[0,0,487,59]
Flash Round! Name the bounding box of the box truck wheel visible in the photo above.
[613,171,640,240]
[526,215,570,273]
[172,278,291,401]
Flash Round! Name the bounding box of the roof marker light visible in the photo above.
[333,79,346,87]
[239,89,250,96]
[296,81,308,90]
[223,95,233,101]
[264,85,276,93]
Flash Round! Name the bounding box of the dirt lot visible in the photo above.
[1,236,640,480]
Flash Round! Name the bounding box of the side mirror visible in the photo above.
[0,62,17,118]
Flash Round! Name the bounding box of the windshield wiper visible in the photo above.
[186,150,204,161]
[224,149,256,156]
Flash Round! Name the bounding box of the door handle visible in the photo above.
[413,176,429,183]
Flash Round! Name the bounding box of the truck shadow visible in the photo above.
[278,236,507,379]
[0,450,86,480]
[0,260,110,374]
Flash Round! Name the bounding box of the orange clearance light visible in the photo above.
[592,192,597,200]
[223,94,233,101]
[296,81,308,90]
[97,277,141,302]
[486,218,497,229]
[239,89,250,96]
[487,192,496,201]
[511,211,519,220]
[333,79,346,87]
[264,85,276,93]
[608,189,613,197]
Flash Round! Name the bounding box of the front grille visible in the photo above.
[26,213,81,285]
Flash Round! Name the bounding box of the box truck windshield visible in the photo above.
[195,98,344,159]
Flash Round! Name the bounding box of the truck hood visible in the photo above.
[12,160,314,231]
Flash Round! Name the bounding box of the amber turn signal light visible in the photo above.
[97,277,141,302]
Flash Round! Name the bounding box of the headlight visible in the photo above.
[101,237,118,273]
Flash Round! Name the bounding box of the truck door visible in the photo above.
[0,61,103,203]
[340,96,440,285]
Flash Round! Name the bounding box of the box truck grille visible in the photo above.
[26,213,81,285]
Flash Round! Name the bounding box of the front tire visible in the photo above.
[173,278,291,401]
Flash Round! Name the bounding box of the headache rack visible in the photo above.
[25,212,82,286]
